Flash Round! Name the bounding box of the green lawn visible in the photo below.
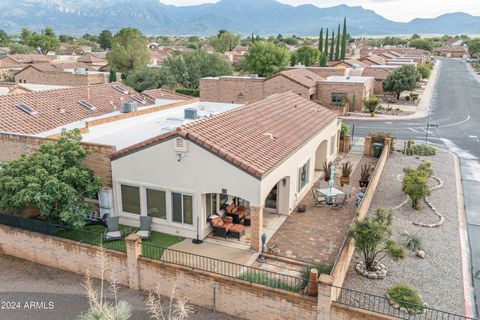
[57,224,184,255]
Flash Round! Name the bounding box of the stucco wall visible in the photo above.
[264,75,312,100]
[199,77,265,104]
[316,78,375,113]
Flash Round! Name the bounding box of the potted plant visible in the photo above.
[321,161,333,182]
[340,162,353,186]
[359,164,374,188]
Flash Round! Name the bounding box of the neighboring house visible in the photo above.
[63,47,86,56]
[200,68,374,114]
[329,59,367,69]
[0,47,10,58]
[0,54,57,80]
[14,64,106,86]
[105,92,339,248]
[434,45,469,59]
[361,65,399,95]
[77,53,108,69]
[359,55,387,66]
[142,88,191,101]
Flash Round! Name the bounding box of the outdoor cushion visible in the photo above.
[106,231,122,239]
[229,224,245,233]
[137,230,150,239]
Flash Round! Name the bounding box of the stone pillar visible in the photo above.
[125,233,141,290]
[317,274,333,320]
[384,137,392,157]
[364,135,372,156]
[340,135,350,153]
[306,268,319,297]
[250,206,263,252]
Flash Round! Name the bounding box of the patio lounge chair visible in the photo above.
[228,224,245,240]
[244,211,251,226]
[105,217,123,241]
[211,216,234,239]
[225,203,245,224]
[136,216,152,240]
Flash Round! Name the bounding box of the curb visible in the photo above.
[453,152,477,318]
[340,59,441,122]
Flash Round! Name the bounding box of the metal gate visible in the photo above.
[349,136,365,154]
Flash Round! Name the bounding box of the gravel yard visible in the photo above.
[343,148,466,315]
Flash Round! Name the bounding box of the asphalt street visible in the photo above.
[345,58,480,315]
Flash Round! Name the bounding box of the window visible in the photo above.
[172,192,193,225]
[298,161,310,192]
[331,92,347,105]
[146,189,166,219]
[206,193,218,220]
[121,185,140,214]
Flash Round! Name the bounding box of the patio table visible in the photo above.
[317,187,345,205]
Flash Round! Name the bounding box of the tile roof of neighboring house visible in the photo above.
[7,54,56,64]
[435,45,468,53]
[359,55,387,65]
[0,83,154,135]
[77,53,107,63]
[112,92,337,178]
[330,59,367,68]
[14,62,95,75]
[361,66,395,80]
[268,68,324,88]
[142,88,190,100]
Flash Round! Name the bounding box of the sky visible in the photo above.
[160,0,480,22]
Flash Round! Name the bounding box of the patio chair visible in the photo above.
[312,188,327,206]
[105,217,123,241]
[225,204,245,224]
[211,216,233,239]
[332,194,347,208]
[342,185,353,199]
[136,216,152,240]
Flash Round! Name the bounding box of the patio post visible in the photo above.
[249,206,263,252]
[317,274,333,320]
[125,233,142,290]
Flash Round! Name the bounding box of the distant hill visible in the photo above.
[0,0,478,36]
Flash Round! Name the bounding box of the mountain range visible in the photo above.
[0,0,478,36]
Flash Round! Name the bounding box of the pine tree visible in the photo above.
[341,17,348,60]
[319,52,327,67]
[251,32,255,43]
[324,28,329,59]
[329,30,335,61]
[319,28,324,52]
[335,24,341,61]
[109,67,117,83]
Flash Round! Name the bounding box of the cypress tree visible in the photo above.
[324,28,329,59]
[251,32,255,42]
[341,17,347,60]
[329,30,335,61]
[319,28,324,52]
[319,52,327,67]
[335,24,341,61]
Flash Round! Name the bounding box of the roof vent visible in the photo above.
[173,137,188,153]
[263,133,275,140]
[79,100,96,111]
[184,108,198,120]
[121,101,137,113]
[16,103,37,116]
[113,85,129,94]
[249,73,258,78]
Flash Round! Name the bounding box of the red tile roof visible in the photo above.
[268,68,324,88]
[112,92,338,178]
[361,66,396,80]
[142,88,190,100]
[77,53,108,63]
[0,83,154,135]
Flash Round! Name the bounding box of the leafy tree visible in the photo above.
[324,28,329,59]
[8,42,33,54]
[335,24,341,61]
[364,97,380,114]
[383,65,420,99]
[165,50,232,89]
[411,33,421,40]
[340,17,347,60]
[211,31,240,53]
[27,29,60,54]
[107,28,150,73]
[0,130,102,228]
[98,30,113,50]
[20,28,32,44]
[417,63,432,79]
[241,41,290,77]
[329,31,335,61]
[349,208,405,271]
[124,67,174,92]
[82,33,99,42]
[0,29,9,46]
[283,37,299,46]
[467,39,480,56]
[292,45,320,66]
[402,162,432,209]
[409,39,432,52]
[318,28,324,53]
[58,34,74,43]
[109,67,117,83]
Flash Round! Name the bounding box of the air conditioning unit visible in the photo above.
[184,108,198,120]
[121,101,137,113]
[173,137,188,153]
[98,187,114,218]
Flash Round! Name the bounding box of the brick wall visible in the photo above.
[199,77,265,103]
[316,79,375,113]
[0,133,114,187]
[264,75,312,100]
[15,67,105,86]
[331,304,397,320]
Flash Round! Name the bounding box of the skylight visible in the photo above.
[129,95,146,104]
[113,85,128,94]
[16,103,38,116]
[79,100,96,111]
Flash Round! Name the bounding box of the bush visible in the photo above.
[405,95,411,101]
[406,144,436,156]
[340,124,349,139]
[387,284,426,312]
[402,162,433,209]
[175,88,200,97]
[417,63,432,79]
[402,231,422,251]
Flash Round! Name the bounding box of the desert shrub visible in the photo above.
[408,144,436,156]
[402,231,422,251]
[388,284,426,312]
[402,162,433,209]
[405,95,411,101]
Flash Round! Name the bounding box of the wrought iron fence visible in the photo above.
[332,285,477,320]
[142,242,312,293]
[0,213,58,235]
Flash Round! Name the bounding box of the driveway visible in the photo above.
[344,58,480,315]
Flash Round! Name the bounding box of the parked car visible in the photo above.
[466,58,478,63]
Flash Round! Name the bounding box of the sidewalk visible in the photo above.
[340,59,441,121]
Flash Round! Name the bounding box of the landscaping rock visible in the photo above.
[416,250,426,259]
